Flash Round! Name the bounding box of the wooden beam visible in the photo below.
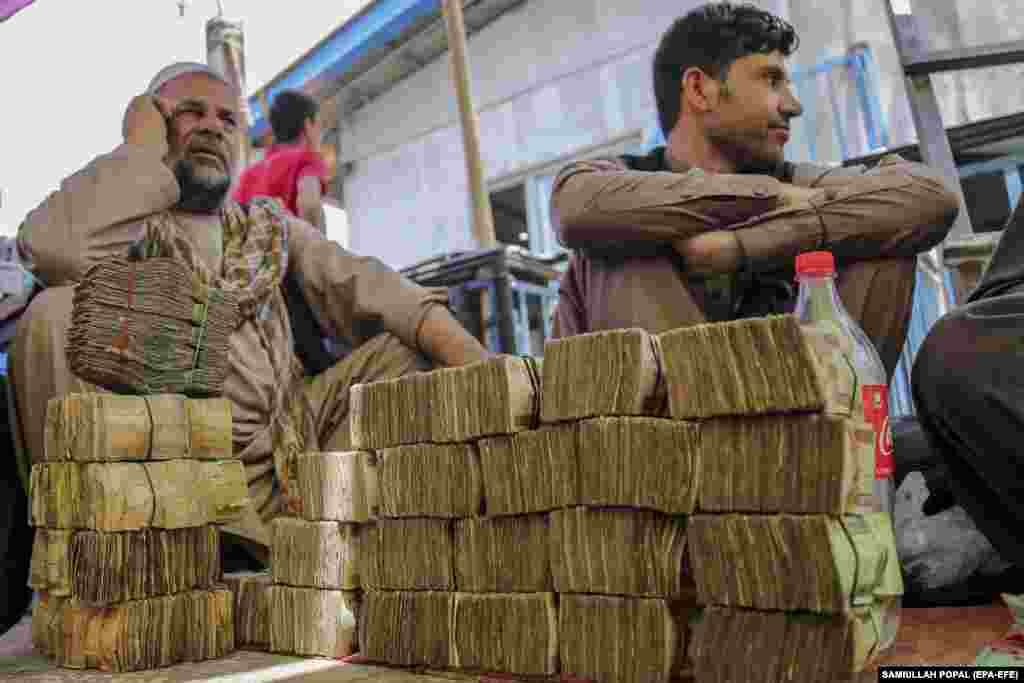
[258,90,274,145]
[442,0,496,248]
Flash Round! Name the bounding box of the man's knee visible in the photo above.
[833,257,916,378]
[839,255,917,288]
[352,332,433,377]
[911,308,976,416]
[13,286,74,350]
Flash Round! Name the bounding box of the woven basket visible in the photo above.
[68,257,239,397]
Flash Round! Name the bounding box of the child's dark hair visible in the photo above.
[269,90,320,144]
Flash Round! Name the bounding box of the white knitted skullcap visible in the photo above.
[146,61,235,95]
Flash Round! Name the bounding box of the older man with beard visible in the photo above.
[551,2,960,380]
[9,62,490,564]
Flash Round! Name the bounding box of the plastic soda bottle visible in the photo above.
[794,250,901,653]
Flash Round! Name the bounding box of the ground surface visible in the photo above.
[0,605,1012,681]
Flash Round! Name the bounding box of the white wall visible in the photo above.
[337,0,714,165]
[323,203,350,248]
[782,0,915,155]
[340,0,789,268]
[338,0,1024,269]
[0,187,10,236]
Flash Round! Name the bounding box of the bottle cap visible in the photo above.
[795,251,836,276]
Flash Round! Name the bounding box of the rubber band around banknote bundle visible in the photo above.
[838,516,863,610]
[141,395,155,460]
[129,394,166,526]
[140,462,159,528]
[838,350,860,416]
[648,336,669,415]
[521,356,542,429]
[108,260,139,354]
[187,299,211,393]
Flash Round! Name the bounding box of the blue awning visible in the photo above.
[248,0,439,140]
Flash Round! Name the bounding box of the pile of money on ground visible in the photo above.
[26,313,903,680]
[29,393,248,672]
[321,316,903,682]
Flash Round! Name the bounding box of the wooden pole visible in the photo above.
[441,0,497,248]
[257,91,274,146]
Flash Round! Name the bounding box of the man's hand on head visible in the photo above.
[122,94,176,158]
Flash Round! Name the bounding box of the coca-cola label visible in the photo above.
[862,385,894,479]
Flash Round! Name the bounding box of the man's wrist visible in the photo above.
[674,230,743,276]
[416,304,491,367]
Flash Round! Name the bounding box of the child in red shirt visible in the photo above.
[235,89,327,232]
[236,89,341,374]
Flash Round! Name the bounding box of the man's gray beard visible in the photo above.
[173,158,232,213]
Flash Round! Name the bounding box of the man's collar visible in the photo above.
[657,145,793,180]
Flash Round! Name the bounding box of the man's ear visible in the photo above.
[681,67,720,114]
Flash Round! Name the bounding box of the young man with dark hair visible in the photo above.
[235,89,328,233]
[551,2,960,379]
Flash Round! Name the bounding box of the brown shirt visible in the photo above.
[17,142,446,542]
[551,146,960,338]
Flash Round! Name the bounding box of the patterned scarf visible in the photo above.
[133,197,313,511]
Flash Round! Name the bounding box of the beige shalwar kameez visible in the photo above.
[11,143,445,549]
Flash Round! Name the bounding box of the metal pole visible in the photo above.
[205,15,251,166]
[441,0,497,248]
[882,1,966,308]
[882,5,971,240]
